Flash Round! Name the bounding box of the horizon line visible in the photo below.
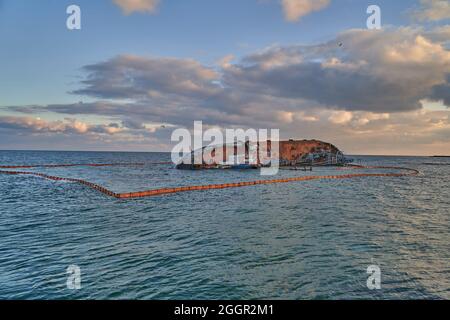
[0,149,446,158]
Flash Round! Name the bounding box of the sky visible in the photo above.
[0,0,449,155]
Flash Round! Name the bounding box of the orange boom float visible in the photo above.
[0,162,419,199]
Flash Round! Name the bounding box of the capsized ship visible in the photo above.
[176,139,353,170]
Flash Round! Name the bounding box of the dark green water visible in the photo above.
[0,151,448,299]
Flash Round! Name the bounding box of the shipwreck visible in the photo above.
[176,139,352,170]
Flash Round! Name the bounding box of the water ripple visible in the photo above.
[0,152,448,299]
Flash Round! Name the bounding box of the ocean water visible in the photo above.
[0,151,448,300]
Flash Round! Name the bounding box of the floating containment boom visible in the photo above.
[1,163,419,199]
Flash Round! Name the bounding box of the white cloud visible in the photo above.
[295,111,318,122]
[413,0,450,21]
[0,116,88,134]
[217,54,235,69]
[0,116,129,136]
[276,111,294,123]
[328,111,353,124]
[113,0,160,15]
[353,112,390,126]
[424,25,450,44]
[281,0,330,22]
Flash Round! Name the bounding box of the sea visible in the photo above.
[0,151,448,299]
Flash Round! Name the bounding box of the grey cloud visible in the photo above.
[3,27,450,153]
[224,61,424,112]
[73,55,220,100]
[68,28,450,117]
[121,118,146,129]
[430,75,450,106]
[224,28,450,112]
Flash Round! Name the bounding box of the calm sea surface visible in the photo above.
[0,151,448,299]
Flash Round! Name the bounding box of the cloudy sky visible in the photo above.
[0,0,449,155]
